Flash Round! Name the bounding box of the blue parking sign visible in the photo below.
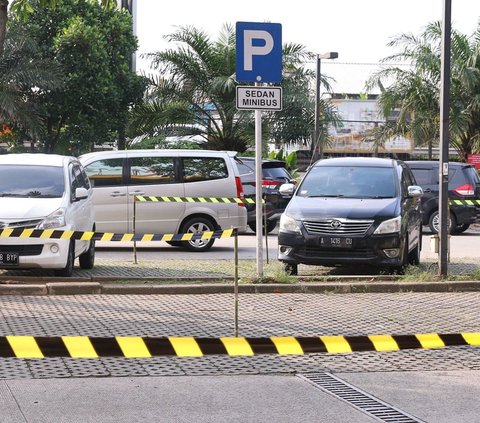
[236,22,282,83]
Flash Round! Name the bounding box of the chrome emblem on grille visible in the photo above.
[330,220,342,229]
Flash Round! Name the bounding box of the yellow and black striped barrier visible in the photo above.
[135,195,263,204]
[1,332,479,358]
[449,199,480,206]
[0,227,237,242]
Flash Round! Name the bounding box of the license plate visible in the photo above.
[0,252,19,266]
[319,237,353,249]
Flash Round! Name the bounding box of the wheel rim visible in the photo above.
[432,213,451,233]
[186,221,211,248]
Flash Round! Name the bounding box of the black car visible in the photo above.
[236,157,295,233]
[277,157,423,275]
[405,161,480,234]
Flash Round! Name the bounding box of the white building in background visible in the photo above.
[326,97,413,157]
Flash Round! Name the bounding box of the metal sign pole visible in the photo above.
[133,195,138,264]
[234,230,239,337]
[255,83,264,278]
[438,0,452,276]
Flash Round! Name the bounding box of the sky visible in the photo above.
[134,0,480,94]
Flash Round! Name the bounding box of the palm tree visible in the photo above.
[366,21,480,160]
[0,29,61,140]
[129,24,339,153]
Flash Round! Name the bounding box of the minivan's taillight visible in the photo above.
[261,180,281,189]
[453,183,474,196]
[235,176,245,207]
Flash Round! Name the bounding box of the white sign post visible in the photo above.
[236,22,282,278]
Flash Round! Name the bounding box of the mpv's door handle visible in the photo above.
[110,191,126,197]
[424,188,432,193]
[129,191,145,196]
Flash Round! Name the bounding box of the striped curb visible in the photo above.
[449,199,480,206]
[0,228,237,242]
[135,195,263,204]
[1,332,479,358]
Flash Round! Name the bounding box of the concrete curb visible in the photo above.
[1,279,480,295]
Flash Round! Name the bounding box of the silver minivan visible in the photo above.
[79,149,247,251]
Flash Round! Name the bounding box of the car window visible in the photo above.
[129,156,176,185]
[0,165,64,198]
[298,166,396,198]
[83,158,124,187]
[410,168,432,185]
[182,157,228,182]
[263,167,291,181]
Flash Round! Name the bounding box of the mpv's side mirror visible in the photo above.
[408,185,423,198]
[74,187,88,201]
[279,183,296,196]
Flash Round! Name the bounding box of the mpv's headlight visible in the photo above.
[279,213,301,234]
[37,208,66,229]
[374,216,401,235]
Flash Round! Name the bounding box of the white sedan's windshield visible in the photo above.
[0,165,65,198]
[298,166,396,198]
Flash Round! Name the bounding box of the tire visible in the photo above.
[180,217,216,252]
[248,220,277,234]
[54,241,74,277]
[284,262,298,276]
[453,223,470,234]
[428,210,456,234]
[390,238,409,275]
[408,238,420,266]
[79,239,95,269]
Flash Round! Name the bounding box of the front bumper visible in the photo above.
[0,237,71,270]
[278,230,405,268]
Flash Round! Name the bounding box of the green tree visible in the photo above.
[129,24,340,153]
[8,0,147,153]
[367,22,480,160]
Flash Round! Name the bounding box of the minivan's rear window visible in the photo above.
[0,165,64,198]
[298,166,396,198]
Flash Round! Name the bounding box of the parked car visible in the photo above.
[405,161,480,234]
[277,157,423,275]
[235,157,295,233]
[79,149,247,252]
[0,153,95,276]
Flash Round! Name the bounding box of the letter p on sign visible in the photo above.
[236,22,282,83]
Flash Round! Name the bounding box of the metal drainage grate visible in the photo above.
[299,372,425,423]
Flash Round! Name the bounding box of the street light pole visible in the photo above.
[313,52,338,162]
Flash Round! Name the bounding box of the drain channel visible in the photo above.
[298,372,425,422]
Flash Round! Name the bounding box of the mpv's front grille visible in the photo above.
[303,218,373,235]
[0,219,43,229]
[0,245,43,256]
[299,246,375,259]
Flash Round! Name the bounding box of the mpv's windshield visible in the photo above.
[0,165,65,198]
[298,165,396,198]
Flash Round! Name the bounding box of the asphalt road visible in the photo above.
[96,225,480,261]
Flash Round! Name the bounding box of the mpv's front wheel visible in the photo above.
[180,217,216,252]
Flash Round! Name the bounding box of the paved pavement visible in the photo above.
[1,292,480,422]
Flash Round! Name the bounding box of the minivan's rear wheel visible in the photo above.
[428,211,456,234]
[248,220,277,234]
[79,239,95,269]
[54,241,74,277]
[284,263,298,276]
[180,217,216,252]
[453,223,470,234]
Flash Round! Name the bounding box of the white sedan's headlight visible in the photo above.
[37,208,67,230]
[373,216,401,235]
[279,213,301,234]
